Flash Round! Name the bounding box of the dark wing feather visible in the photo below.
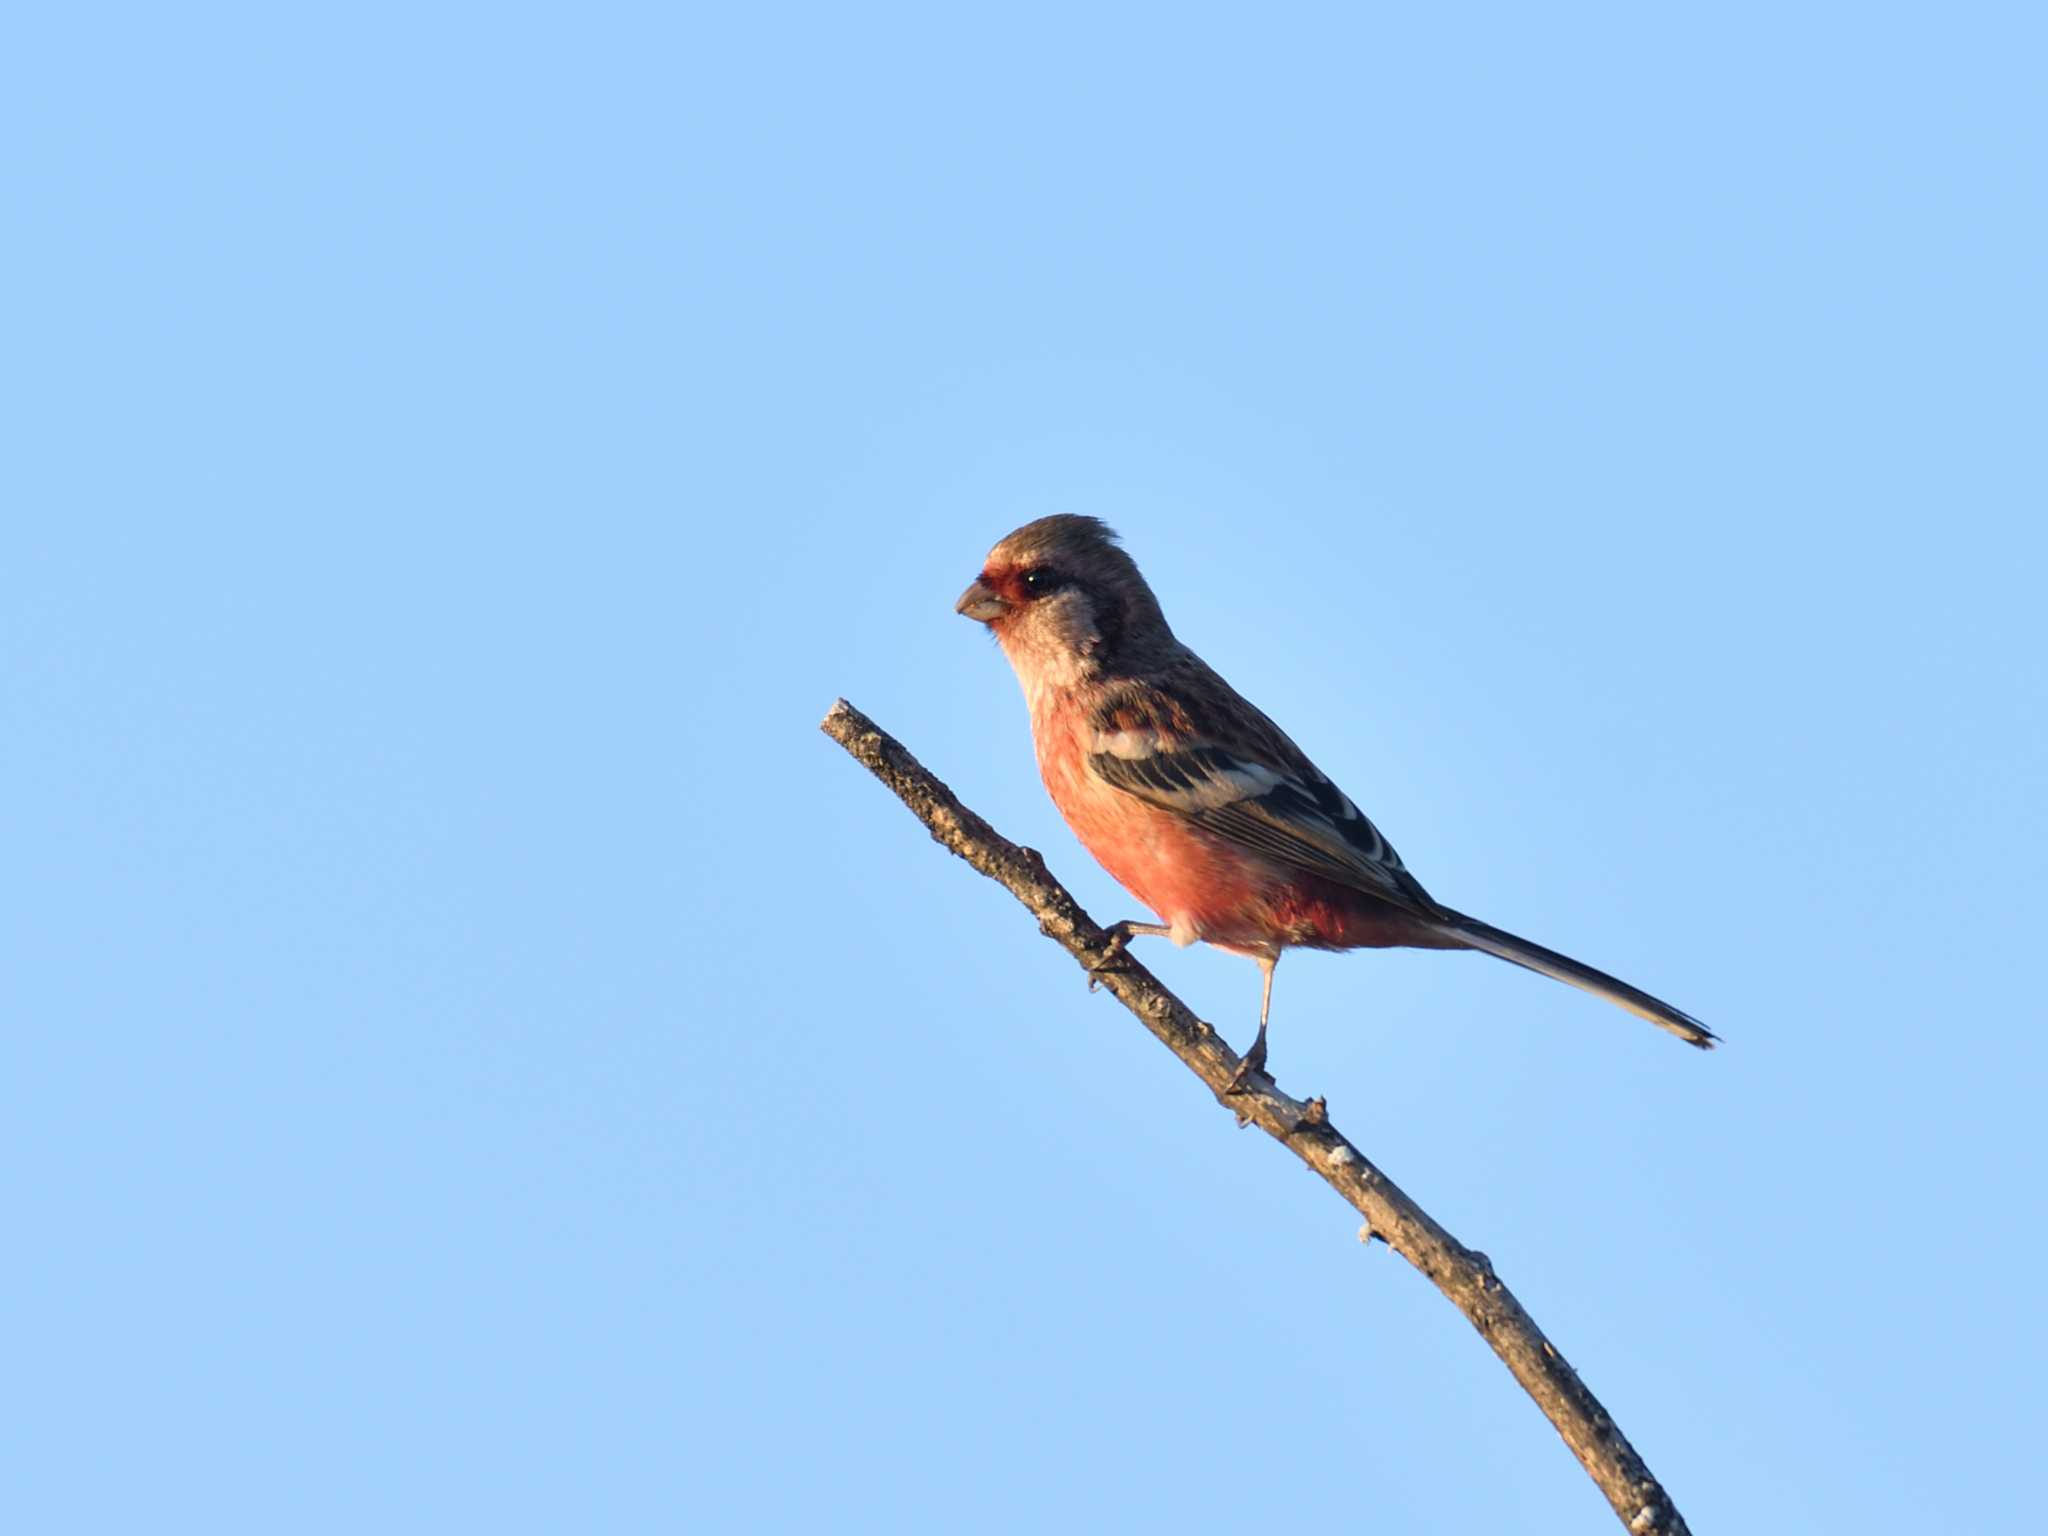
[1086,669,1443,917]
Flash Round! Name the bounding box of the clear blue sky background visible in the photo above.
[7,5,2043,1532]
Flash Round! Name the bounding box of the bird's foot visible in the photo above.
[1225,1023,1270,1095]
[1091,920,1138,965]
[1086,920,1159,990]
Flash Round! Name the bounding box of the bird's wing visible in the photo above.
[1085,673,1444,918]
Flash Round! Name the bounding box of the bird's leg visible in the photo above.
[1087,920,1172,987]
[1227,954,1278,1093]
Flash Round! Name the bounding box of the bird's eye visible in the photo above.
[1021,567,1065,595]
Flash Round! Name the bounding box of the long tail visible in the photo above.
[1432,910,1717,1049]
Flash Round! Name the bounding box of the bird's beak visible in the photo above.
[955,579,1011,623]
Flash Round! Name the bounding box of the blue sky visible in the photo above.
[7,4,2044,1531]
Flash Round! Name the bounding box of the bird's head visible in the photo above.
[956,516,1173,691]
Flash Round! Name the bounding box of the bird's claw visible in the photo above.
[1086,922,1138,990]
[1225,1026,1270,1096]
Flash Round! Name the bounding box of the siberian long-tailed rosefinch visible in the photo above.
[956,515,1713,1084]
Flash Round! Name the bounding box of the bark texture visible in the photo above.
[821,698,1693,1536]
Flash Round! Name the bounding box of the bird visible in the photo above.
[954,514,1714,1086]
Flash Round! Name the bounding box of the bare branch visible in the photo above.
[822,698,1693,1536]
